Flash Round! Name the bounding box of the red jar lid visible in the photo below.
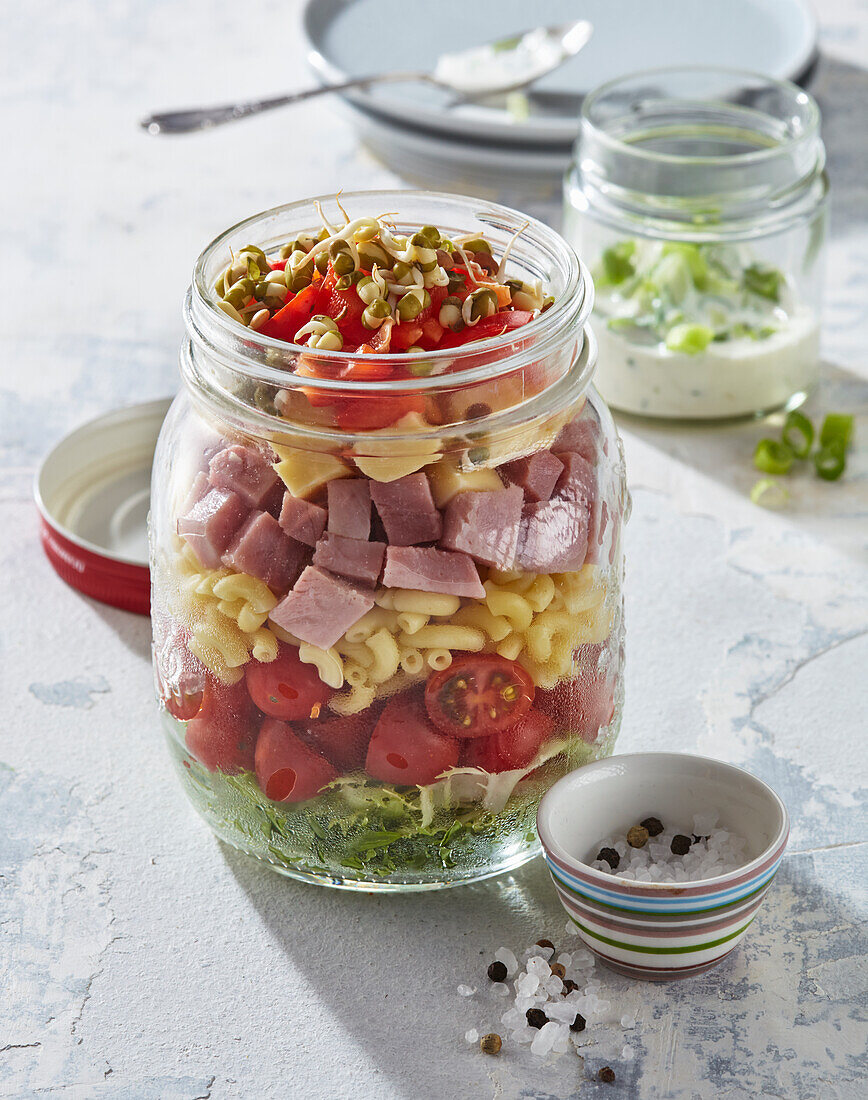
[34,398,173,616]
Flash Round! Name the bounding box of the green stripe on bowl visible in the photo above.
[568,913,756,954]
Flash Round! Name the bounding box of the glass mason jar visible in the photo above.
[150,191,627,890]
[563,67,828,421]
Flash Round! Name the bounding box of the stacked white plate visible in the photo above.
[303,0,817,199]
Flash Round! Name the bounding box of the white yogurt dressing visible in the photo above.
[594,306,819,419]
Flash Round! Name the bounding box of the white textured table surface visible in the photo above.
[2,2,867,1097]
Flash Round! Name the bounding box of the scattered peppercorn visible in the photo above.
[693,834,710,844]
[597,847,620,869]
[526,1008,548,1030]
[487,961,508,983]
[627,825,649,848]
[562,979,579,995]
[480,1033,502,1055]
[535,938,555,951]
[671,834,692,856]
[641,816,664,837]
[550,962,566,980]
[598,1066,616,1083]
[570,1013,587,1033]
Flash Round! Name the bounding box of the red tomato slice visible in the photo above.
[537,650,615,744]
[333,392,425,432]
[390,322,424,352]
[461,710,555,773]
[322,282,369,346]
[259,281,323,342]
[185,679,258,774]
[166,687,205,722]
[365,694,459,785]
[299,709,377,773]
[437,309,534,350]
[255,718,337,802]
[425,654,535,739]
[245,643,334,722]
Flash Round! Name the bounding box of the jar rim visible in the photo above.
[580,65,821,169]
[189,189,590,394]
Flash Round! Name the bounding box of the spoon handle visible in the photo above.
[141,72,428,135]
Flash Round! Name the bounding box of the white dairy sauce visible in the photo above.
[594,306,820,419]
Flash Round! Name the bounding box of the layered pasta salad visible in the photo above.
[152,207,624,883]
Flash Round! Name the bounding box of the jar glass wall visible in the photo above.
[150,192,627,890]
[564,68,828,421]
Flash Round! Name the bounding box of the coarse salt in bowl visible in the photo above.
[536,753,789,981]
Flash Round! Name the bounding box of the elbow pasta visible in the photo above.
[165,527,613,699]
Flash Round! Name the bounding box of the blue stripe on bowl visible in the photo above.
[544,854,783,913]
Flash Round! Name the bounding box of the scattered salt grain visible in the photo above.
[527,956,551,978]
[457,984,476,997]
[464,1029,479,1044]
[621,1045,634,1061]
[494,947,518,977]
[620,1014,636,1029]
[491,982,510,998]
[557,953,572,967]
[531,1020,560,1056]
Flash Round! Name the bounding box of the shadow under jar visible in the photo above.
[150,191,628,890]
[564,67,828,421]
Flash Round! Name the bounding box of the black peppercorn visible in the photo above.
[487,961,507,983]
[550,963,566,979]
[526,1008,548,1029]
[671,834,692,856]
[535,938,555,951]
[562,979,579,995]
[570,1012,586,1033]
[597,847,620,870]
[641,816,664,837]
[598,1066,616,1083]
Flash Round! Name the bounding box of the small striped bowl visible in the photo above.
[537,753,789,981]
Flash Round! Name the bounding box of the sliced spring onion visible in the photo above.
[743,264,783,302]
[782,410,814,459]
[819,413,854,451]
[597,241,636,286]
[665,323,713,355]
[814,441,846,481]
[750,478,790,509]
[754,439,795,476]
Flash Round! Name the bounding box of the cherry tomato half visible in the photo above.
[245,643,334,722]
[185,678,258,774]
[461,710,555,773]
[255,718,337,802]
[299,709,377,773]
[537,651,615,744]
[365,693,459,786]
[425,654,535,739]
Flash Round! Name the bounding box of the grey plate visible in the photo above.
[303,0,818,148]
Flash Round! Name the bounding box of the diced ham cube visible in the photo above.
[177,488,248,569]
[500,451,564,503]
[180,471,211,516]
[269,566,376,649]
[209,444,282,510]
[553,415,599,462]
[440,485,523,569]
[223,512,308,593]
[370,473,442,545]
[327,479,371,539]
[555,453,597,505]
[516,499,589,573]
[278,494,327,547]
[313,533,385,587]
[383,547,485,598]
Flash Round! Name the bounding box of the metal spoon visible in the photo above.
[141,20,592,135]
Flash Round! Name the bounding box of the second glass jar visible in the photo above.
[564,67,828,421]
